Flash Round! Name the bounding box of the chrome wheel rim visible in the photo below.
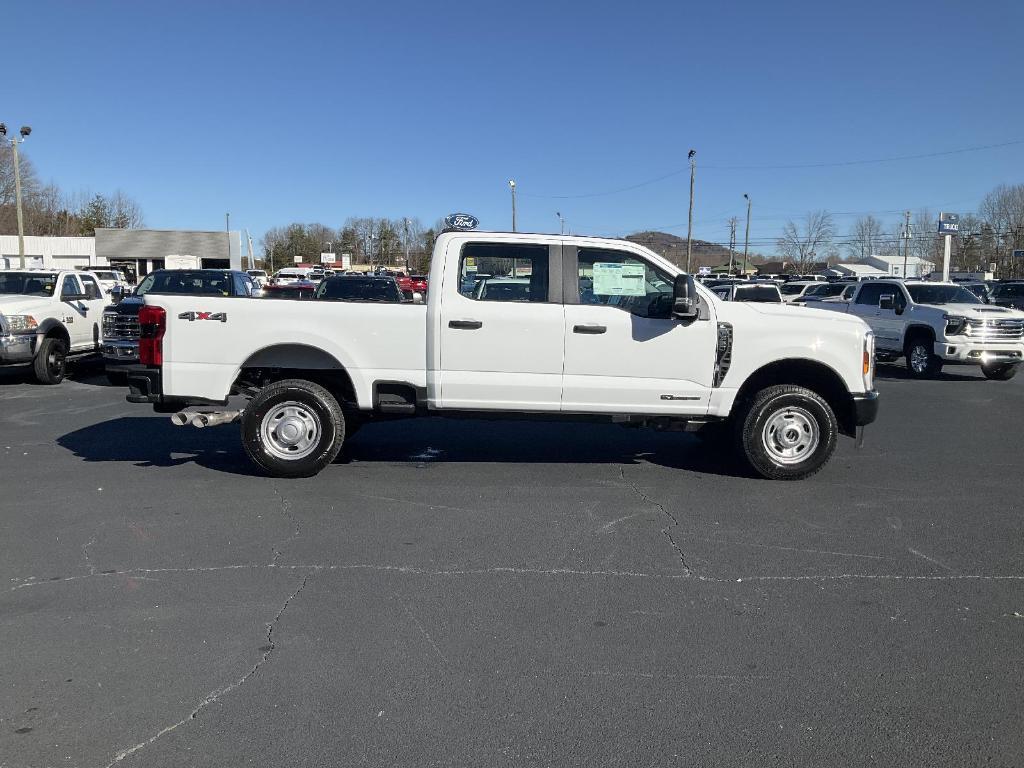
[261,401,321,461]
[762,406,819,466]
[909,345,929,373]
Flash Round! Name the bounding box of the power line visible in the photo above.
[518,139,1024,200]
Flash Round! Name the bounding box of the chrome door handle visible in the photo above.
[448,319,483,330]
[573,324,607,334]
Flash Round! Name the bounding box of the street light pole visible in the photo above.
[1,124,32,269]
[743,193,751,276]
[403,218,411,273]
[685,149,696,273]
[509,179,517,232]
[556,211,564,235]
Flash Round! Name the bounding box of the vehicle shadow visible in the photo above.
[57,416,257,476]
[874,363,982,382]
[0,357,117,388]
[57,415,752,479]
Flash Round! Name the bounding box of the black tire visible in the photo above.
[105,371,128,386]
[981,363,1018,381]
[904,336,942,378]
[33,335,68,385]
[736,385,838,481]
[241,379,345,478]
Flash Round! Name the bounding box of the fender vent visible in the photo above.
[713,322,733,387]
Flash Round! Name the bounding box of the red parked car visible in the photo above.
[396,274,428,297]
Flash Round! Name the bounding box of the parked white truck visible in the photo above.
[0,269,107,383]
[124,231,879,480]
[818,279,1024,379]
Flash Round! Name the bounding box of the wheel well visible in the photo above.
[236,344,356,406]
[903,325,935,350]
[735,359,855,436]
[40,324,70,347]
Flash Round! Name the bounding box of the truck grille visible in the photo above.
[102,312,141,339]
[965,317,1024,340]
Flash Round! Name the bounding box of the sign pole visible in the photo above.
[942,234,952,282]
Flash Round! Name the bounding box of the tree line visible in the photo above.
[777,182,1024,275]
[261,217,442,273]
[0,144,144,237]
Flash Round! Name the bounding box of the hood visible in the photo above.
[0,295,55,315]
[739,301,869,329]
[931,303,1024,319]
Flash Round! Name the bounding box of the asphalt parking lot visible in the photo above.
[1,362,1022,768]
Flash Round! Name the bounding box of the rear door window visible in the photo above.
[458,243,549,302]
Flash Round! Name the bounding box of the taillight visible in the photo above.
[138,305,166,366]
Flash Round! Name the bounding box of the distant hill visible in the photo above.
[625,230,761,270]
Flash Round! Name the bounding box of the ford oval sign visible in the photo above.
[444,213,479,231]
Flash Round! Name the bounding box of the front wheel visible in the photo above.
[241,379,345,478]
[982,363,1018,381]
[33,336,68,385]
[737,385,838,481]
[905,338,943,378]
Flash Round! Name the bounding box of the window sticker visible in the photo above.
[591,262,646,296]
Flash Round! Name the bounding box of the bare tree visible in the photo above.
[777,210,834,272]
[108,190,145,229]
[847,215,884,260]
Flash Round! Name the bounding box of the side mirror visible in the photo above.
[672,274,699,320]
[879,294,894,310]
[110,285,125,302]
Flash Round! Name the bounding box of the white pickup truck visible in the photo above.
[0,269,107,383]
[124,231,879,480]
[818,279,1024,379]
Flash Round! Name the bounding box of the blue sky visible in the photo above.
[4,0,1022,253]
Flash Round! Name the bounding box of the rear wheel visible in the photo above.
[905,337,942,378]
[33,336,68,385]
[241,379,345,477]
[737,385,838,481]
[981,363,1018,381]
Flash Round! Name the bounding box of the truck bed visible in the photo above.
[153,295,428,405]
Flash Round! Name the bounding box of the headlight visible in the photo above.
[943,314,967,336]
[2,314,38,333]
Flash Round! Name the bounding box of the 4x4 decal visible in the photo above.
[177,312,228,323]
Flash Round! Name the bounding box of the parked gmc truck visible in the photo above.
[124,231,879,480]
[818,279,1024,379]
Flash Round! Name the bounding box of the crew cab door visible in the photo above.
[436,241,564,411]
[560,246,716,415]
[849,283,897,350]
[58,274,103,351]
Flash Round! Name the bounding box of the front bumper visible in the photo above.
[0,333,36,364]
[102,339,140,370]
[850,390,879,427]
[935,340,1024,365]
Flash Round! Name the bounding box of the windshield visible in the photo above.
[805,283,847,297]
[315,278,401,302]
[993,283,1024,299]
[906,284,982,306]
[780,284,808,295]
[0,272,58,297]
[92,271,119,281]
[736,286,782,302]
[136,271,233,296]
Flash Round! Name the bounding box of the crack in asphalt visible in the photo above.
[82,536,97,575]
[270,486,301,566]
[620,467,693,577]
[104,572,311,767]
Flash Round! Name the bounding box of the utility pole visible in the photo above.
[509,179,517,232]
[727,217,738,274]
[556,211,565,234]
[1,124,32,268]
[685,149,696,273]
[901,210,911,278]
[742,194,751,276]
[403,217,411,273]
[226,212,231,268]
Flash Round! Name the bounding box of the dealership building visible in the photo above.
[0,228,243,279]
